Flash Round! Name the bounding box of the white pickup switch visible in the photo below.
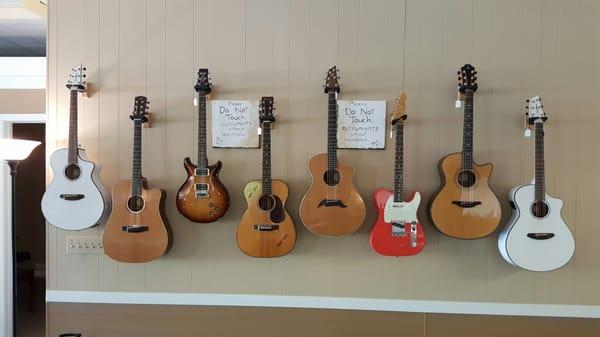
[66,236,104,255]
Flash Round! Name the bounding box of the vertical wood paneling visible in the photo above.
[47,0,600,305]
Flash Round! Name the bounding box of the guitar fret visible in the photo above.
[262,122,272,196]
[196,94,208,176]
[534,122,545,202]
[68,90,79,165]
[327,92,338,172]
[462,90,474,170]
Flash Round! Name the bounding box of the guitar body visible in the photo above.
[370,189,425,256]
[237,180,296,258]
[429,152,501,239]
[300,153,366,236]
[498,184,574,271]
[42,148,110,230]
[176,158,229,223]
[103,179,171,263]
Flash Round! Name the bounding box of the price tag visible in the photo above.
[455,99,462,109]
[257,127,262,135]
[524,129,531,138]
[194,98,198,106]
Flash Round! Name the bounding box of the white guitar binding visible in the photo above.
[498,96,575,272]
[42,65,111,231]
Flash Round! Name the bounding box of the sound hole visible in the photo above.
[64,164,81,180]
[323,169,341,186]
[259,195,275,211]
[531,201,549,218]
[457,170,476,188]
[127,195,145,213]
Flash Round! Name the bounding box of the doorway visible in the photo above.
[12,123,45,337]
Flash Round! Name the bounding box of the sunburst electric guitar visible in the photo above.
[102,96,171,263]
[176,68,230,223]
[498,96,574,271]
[299,66,366,236]
[370,93,425,256]
[236,97,296,258]
[429,64,501,239]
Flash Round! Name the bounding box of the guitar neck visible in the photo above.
[68,89,79,164]
[534,122,545,201]
[393,122,404,202]
[196,94,208,175]
[327,92,338,171]
[261,122,272,196]
[131,119,143,196]
[462,89,474,169]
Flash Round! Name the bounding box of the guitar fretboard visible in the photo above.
[393,122,404,203]
[131,119,143,197]
[462,89,474,169]
[534,121,545,201]
[68,90,79,165]
[196,94,208,176]
[261,122,272,196]
[327,92,338,171]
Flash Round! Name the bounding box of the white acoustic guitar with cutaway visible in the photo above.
[498,96,575,272]
[42,65,111,230]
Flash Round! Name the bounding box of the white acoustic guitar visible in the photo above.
[42,65,111,230]
[498,96,574,272]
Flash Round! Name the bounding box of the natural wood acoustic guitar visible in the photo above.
[102,96,172,263]
[429,64,501,239]
[176,68,230,223]
[299,66,366,236]
[236,97,296,257]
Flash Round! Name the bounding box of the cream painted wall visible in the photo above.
[47,0,599,305]
[0,89,45,114]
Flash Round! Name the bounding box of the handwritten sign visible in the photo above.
[212,100,259,148]
[337,100,386,149]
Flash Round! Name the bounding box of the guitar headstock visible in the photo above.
[66,64,87,92]
[259,96,275,124]
[194,68,212,94]
[458,64,478,93]
[527,95,547,124]
[324,66,340,94]
[130,96,149,123]
[391,92,408,125]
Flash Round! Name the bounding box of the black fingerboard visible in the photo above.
[196,94,208,176]
[534,122,545,201]
[261,121,272,196]
[67,90,79,165]
[131,118,143,197]
[327,92,338,171]
[462,89,474,169]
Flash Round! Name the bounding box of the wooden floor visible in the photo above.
[48,303,600,337]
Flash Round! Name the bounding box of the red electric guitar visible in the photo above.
[370,93,425,256]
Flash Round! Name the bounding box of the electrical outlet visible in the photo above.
[66,236,104,255]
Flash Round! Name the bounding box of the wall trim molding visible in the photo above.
[46,290,600,319]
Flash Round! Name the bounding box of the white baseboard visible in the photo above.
[46,290,600,319]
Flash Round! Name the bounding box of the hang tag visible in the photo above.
[194,98,198,106]
[257,127,262,135]
[389,129,393,139]
[455,99,462,109]
[524,128,531,138]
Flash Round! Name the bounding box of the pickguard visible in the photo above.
[270,196,285,223]
[383,192,420,223]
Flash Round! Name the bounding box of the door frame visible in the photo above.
[0,113,46,337]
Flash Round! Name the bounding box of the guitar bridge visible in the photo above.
[122,225,149,233]
[253,224,279,231]
[195,183,209,198]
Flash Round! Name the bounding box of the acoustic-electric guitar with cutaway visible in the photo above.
[42,65,111,230]
[176,68,230,223]
[236,97,296,257]
[370,93,425,256]
[429,64,501,239]
[102,96,172,263]
[498,96,574,271]
[299,66,366,236]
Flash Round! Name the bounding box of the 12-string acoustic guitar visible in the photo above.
[429,64,501,239]
[176,68,230,223]
[236,97,296,257]
[370,93,425,256]
[42,65,111,230]
[498,96,574,271]
[103,96,171,263]
[299,66,366,236]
